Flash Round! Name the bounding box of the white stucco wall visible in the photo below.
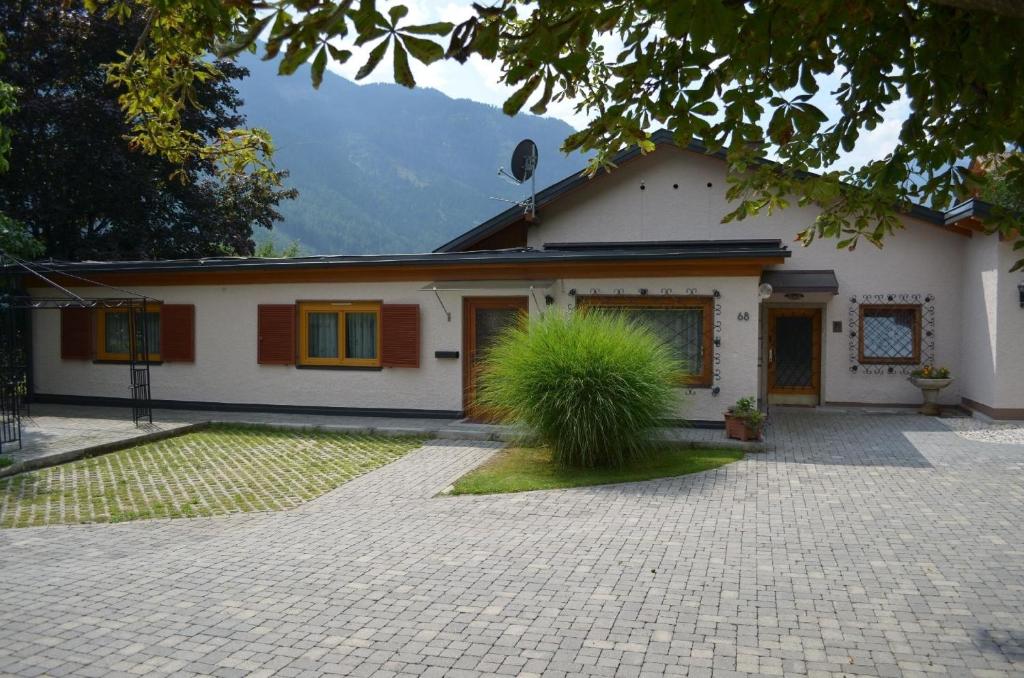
[34,281,525,414]
[33,275,757,422]
[527,147,971,406]
[959,234,1000,408]
[995,241,1024,409]
[957,236,1024,414]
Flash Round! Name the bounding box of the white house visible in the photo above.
[27,132,1024,423]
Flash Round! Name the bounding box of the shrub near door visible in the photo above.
[477,309,684,468]
[725,396,765,442]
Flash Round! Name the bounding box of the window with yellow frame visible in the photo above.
[298,301,382,367]
[96,305,162,361]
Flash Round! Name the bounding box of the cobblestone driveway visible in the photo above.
[1,412,1023,677]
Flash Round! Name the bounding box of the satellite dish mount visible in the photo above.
[495,139,539,219]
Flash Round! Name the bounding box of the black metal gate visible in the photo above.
[0,253,158,436]
[0,375,22,451]
[0,273,28,451]
[127,297,153,425]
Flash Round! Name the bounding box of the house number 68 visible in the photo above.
[737,311,750,321]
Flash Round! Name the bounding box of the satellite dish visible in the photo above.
[758,283,774,300]
[493,139,540,219]
[510,139,538,183]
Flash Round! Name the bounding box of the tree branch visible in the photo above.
[132,7,158,56]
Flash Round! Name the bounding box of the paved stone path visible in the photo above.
[2,407,192,468]
[1,412,1023,677]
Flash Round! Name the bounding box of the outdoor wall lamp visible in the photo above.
[1018,280,1024,308]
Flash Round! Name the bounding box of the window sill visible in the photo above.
[295,364,383,372]
[92,360,164,366]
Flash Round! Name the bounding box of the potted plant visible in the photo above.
[725,396,765,441]
[909,365,953,415]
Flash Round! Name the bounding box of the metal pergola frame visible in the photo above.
[0,253,161,451]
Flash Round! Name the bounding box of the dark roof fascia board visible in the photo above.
[944,198,993,225]
[437,128,981,252]
[15,242,791,276]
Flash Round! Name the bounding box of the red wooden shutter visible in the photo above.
[161,304,195,362]
[381,304,420,368]
[258,304,296,365]
[60,308,93,360]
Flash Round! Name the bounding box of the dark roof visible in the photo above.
[22,239,790,275]
[544,239,784,253]
[434,129,993,252]
[760,269,839,295]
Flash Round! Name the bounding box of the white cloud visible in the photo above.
[836,99,909,170]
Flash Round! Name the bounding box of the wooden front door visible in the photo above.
[766,307,822,406]
[462,296,529,420]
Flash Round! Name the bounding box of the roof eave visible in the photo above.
[23,247,790,276]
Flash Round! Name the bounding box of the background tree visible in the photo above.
[254,239,302,258]
[979,153,1024,214]
[92,0,1024,267]
[0,35,42,260]
[0,1,295,261]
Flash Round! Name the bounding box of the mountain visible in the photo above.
[233,53,585,254]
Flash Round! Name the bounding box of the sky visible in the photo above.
[321,0,910,171]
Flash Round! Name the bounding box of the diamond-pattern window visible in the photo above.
[614,307,705,373]
[578,296,713,386]
[859,305,921,364]
[775,316,814,387]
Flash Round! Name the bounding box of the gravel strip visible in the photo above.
[939,416,1024,444]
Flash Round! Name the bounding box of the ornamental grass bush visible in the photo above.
[477,309,684,468]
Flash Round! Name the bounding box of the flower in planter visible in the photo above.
[725,396,765,441]
[911,365,951,379]
[909,365,953,415]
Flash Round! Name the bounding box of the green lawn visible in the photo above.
[0,425,427,528]
[449,445,743,495]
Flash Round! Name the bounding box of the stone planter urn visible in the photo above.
[909,377,953,415]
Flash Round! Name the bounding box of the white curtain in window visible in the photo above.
[104,311,160,355]
[105,313,129,354]
[308,312,339,358]
[346,312,377,359]
[137,312,160,354]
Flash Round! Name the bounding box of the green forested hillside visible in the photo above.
[234,53,584,254]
